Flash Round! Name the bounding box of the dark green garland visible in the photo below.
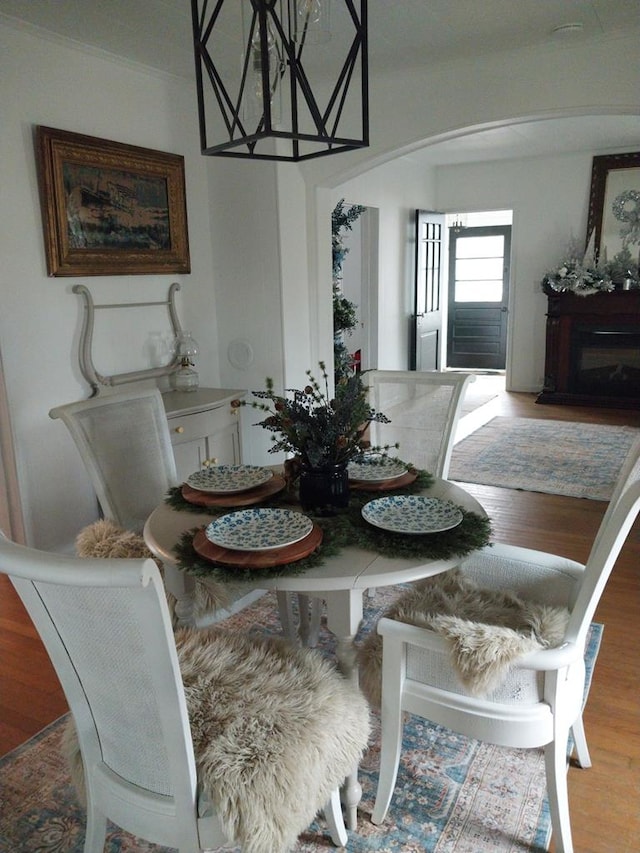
[167,470,492,584]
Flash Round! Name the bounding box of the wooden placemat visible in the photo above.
[181,475,286,508]
[192,523,323,569]
[349,469,417,491]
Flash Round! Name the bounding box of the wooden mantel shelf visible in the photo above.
[537,290,640,410]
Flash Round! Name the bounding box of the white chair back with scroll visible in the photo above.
[364,370,474,477]
[49,387,178,534]
[370,436,640,853]
[1,531,370,852]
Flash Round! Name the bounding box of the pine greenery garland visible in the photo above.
[166,475,493,584]
[332,198,366,278]
[332,199,365,381]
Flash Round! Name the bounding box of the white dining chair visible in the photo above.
[0,530,371,852]
[50,387,317,637]
[368,436,640,853]
[49,387,179,534]
[359,369,476,604]
[364,370,474,477]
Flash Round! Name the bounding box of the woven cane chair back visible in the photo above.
[50,388,178,533]
[364,370,473,477]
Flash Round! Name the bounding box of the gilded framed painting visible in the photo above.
[36,126,191,276]
[587,150,640,263]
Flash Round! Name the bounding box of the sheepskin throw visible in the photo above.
[358,568,569,705]
[64,628,371,853]
[75,518,155,561]
[75,519,230,618]
[75,519,179,621]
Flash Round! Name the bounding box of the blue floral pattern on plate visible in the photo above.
[361,495,463,534]
[348,456,407,482]
[205,508,314,551]
[187,465,273,494]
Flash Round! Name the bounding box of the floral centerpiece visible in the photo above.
[237,363,393,512]
[240,362,391,468]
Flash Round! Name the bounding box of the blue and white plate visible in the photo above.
[187,465,273,494]
[205,508,314,551]
[361,496,463,534]
[348,456,407,482]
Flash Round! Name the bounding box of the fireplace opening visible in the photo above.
[570,326,640,398]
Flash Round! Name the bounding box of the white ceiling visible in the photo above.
[1,0,639,165]
[2,0,640,80]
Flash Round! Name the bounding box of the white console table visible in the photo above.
[162,388,245,482]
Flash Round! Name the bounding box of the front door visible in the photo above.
[412,210,444,371]
[447,225,511,370]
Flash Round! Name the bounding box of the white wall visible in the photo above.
[205,156,286,465]
[331,159,435,369]
[0,23,221,550]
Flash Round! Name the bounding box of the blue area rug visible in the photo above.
[0,588,603,853]
[449,417,640,500]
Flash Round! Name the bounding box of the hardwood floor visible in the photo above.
[1,388,639,851]
[458,391,640,853]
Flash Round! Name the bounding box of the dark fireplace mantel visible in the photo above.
[537,290,640,409]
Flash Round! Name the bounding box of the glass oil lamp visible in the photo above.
[173,332,199,392]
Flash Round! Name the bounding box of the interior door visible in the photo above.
[412,210,444,371]
[447,225,511,370]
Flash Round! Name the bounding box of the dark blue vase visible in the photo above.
[298,463,350,515]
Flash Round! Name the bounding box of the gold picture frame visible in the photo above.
[36,126,191,276]
[587,150,640,262]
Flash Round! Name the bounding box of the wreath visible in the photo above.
[612,190,640,247]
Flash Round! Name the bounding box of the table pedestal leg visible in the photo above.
[322,589,365,831]
[276,590,296,640]
[297,594,322,646]
[276,592,323,646]
[162,561,196,627]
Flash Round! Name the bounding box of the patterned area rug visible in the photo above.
[0,588,602,853]
[449,417,640,500]
[459,374,504,416]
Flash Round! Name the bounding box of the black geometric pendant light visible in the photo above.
[191,0,369,162]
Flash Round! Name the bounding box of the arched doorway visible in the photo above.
[315,112,640,389]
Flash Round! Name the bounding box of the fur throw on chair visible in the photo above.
[75,518,157,561]
[75,519,230,619]
[75,519,179,621]
[358,568,569,705]
[64,628,371,853]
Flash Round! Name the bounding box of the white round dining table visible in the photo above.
[143,476,487,831]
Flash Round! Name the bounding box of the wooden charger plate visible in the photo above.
[182,475,286,508]
[349,468,417,491]
[192,523,323,569]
